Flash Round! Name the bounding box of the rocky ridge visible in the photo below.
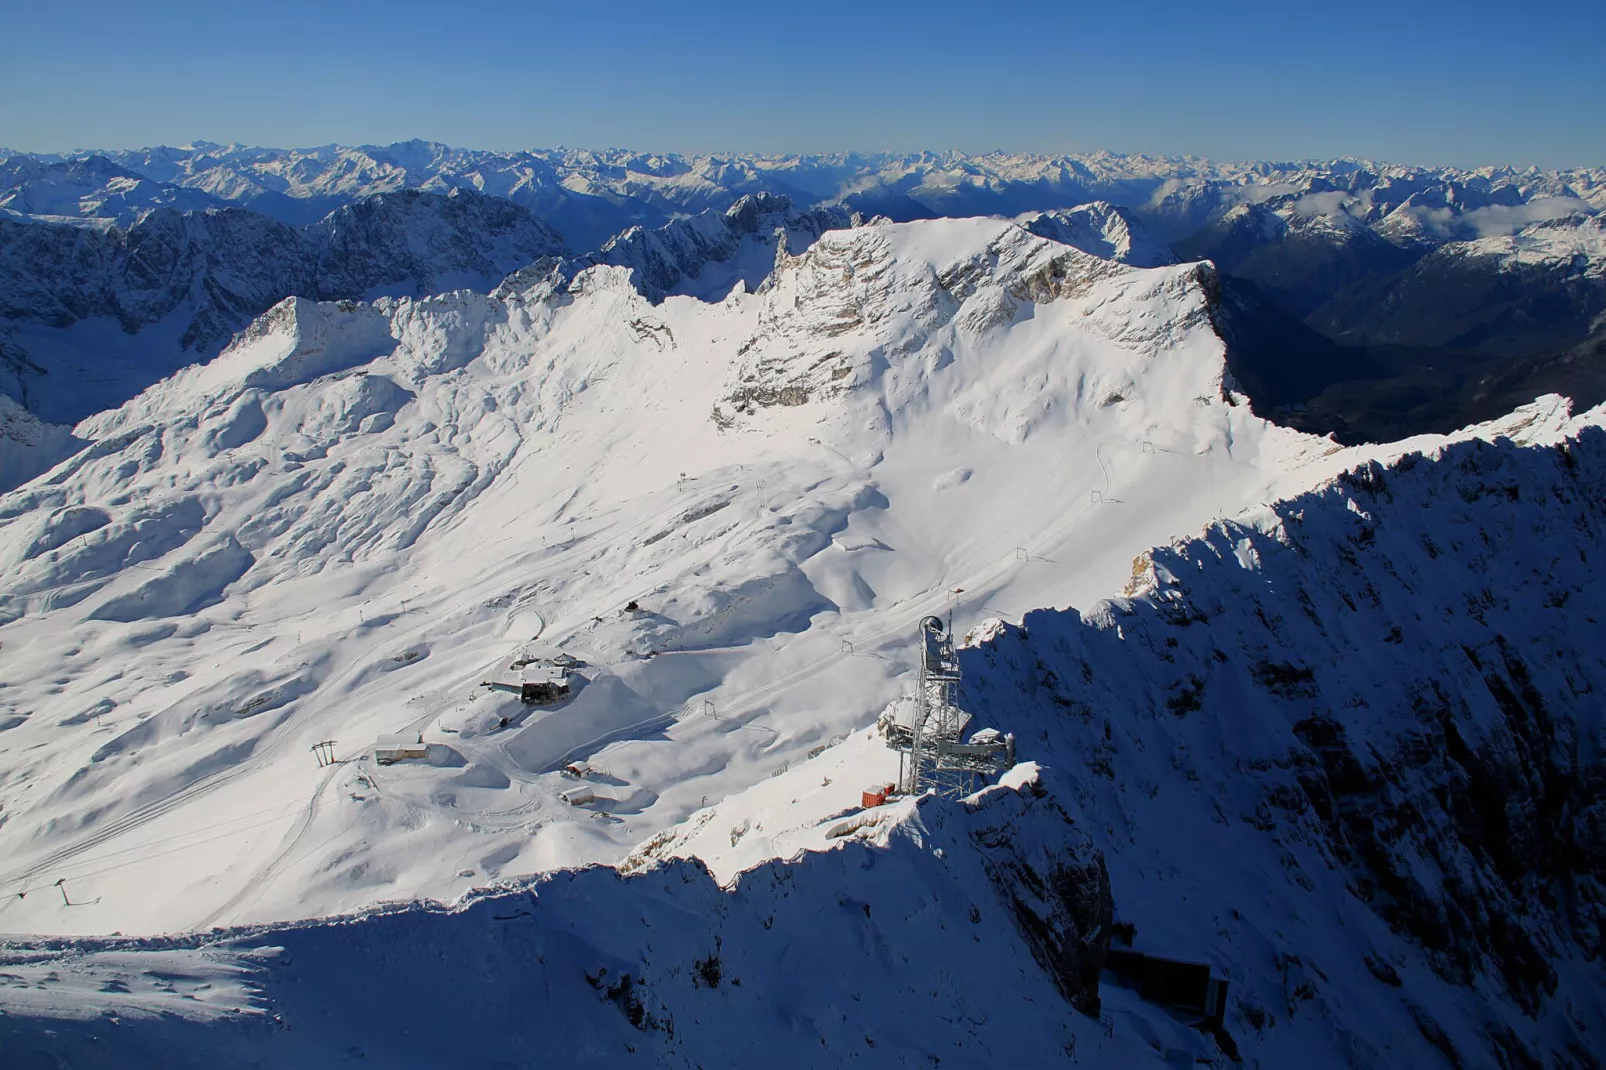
[960,418,1606,1067]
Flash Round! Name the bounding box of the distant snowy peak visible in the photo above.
[579,192,855,302]
[1020,203,1176,267]
[1184,183,1600,256]
[1373,186,1596,244]
[1217,198,1404,248]
[0,153,227,228]
[1442,212,1606,277]
[10,142,1603,251]
[1299,213,1606,356]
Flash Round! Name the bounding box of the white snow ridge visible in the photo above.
[1,214,1604,1068]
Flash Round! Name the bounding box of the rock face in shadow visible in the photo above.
[1187,208,1606,444]
[966,768,1113,1015]
[960,427,1606,1068]
[0,775,1119,1068]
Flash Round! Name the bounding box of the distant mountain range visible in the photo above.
[1,143,1603,469]
[6,142,1603,248]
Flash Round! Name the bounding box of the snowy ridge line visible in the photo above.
[0,761,1065,949]
[946,423,1606,1068]
[4,142,1604,497]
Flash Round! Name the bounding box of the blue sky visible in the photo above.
[2,0,1602,167]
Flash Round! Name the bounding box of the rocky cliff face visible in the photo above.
[0,207,316,346]
[580,193,855,302]
[1021,202,1176,268]
[961,425,1606,1067]
[964,766,1114,1016]
[311,186,566,299]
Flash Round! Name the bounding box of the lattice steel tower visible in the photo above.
[881,616,1014,797]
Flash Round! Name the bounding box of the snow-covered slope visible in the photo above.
[0,212,1595,951]
[3,409,1603,1069]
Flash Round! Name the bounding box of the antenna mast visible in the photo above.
[880,616,1014,797]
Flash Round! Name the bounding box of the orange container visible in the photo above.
[862,783,895,808]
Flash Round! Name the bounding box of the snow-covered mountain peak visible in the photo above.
[570,191,853,303]
[1446,212,1606,277]
[1,186,1605,1064]
[1020,202,1177,267]
[0,154,226,228]
[719,216,1203,431]
[0,208,1598,1016]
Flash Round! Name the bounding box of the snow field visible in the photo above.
[0,215,1596,942]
